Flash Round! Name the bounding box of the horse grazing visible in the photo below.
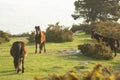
[10,41,27,73]
[35,26,46,53]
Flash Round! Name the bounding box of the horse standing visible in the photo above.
[35,26,46,53]
[10,41,27,73]
[102,37,119,57]
[91,31,119,57]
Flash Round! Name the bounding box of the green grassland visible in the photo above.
[0,32,120,80]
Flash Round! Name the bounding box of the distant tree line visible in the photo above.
[11,32,30,37]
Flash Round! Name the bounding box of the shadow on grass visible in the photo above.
[0,70,18,76]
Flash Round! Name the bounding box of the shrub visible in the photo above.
[0,30,10,43]
[34,64,120,80]
[27,31,35,42]
[78,43,113,60]
[46,22,73,42]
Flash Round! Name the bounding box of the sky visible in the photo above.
[0,0,83,34]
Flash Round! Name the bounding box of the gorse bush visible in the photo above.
[34,71,80,80]
[78,43,113,60]
[83,64,120,80]
[34,64,120,80]
[46,22,73,42]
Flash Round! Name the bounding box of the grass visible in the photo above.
[0,32,120,80]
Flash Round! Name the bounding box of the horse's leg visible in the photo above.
[43,42,46,53]
[35,43,37,53]
[14,57,19,73]
[39,43,42,53]
[22,58,24,73]
[110,44,117,57]
[17,58,22,73]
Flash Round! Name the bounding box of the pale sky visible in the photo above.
[0,0,83,34]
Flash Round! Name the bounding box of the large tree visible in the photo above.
[72,0,120,23]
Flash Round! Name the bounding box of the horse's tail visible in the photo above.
[13,43,22,70]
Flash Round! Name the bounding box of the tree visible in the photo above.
[72,0,120,23]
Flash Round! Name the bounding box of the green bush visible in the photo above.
[46,22,73,42]
[27,31,35,42]
[0,30,10,43]
[78,43,113,60]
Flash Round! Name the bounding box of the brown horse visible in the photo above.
[35,26,46,53]
[10,41,27,73]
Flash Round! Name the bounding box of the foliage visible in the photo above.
[72,0,120,23]
[34,71,80,80]
[71,24,95,34]
[34,64,120,80]
[71,21,120,40]
[46,22,73,42]
[12,32,30,37]
[78,43,113,60]
[0,30,10,43]
[27,31,35,42]
[83,64,120,80]
[91,21,120,39]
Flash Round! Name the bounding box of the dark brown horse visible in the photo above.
[35,26,46,53]
[91,31,119,57]
[102,37,119,57]
[10,41,27,73]
[91,31,103,42]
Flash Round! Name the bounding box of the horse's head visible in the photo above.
[35,26,41,35]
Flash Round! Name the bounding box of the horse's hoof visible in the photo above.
[22,71,24,73]
[17,70,20,73]
[17,68,21,73]
[44,50,46,53]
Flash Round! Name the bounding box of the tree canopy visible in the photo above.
[72,0,120,23]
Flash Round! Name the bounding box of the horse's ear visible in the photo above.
[38,26,41,31]
[35,26,37,29]
[38,26,40,28]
